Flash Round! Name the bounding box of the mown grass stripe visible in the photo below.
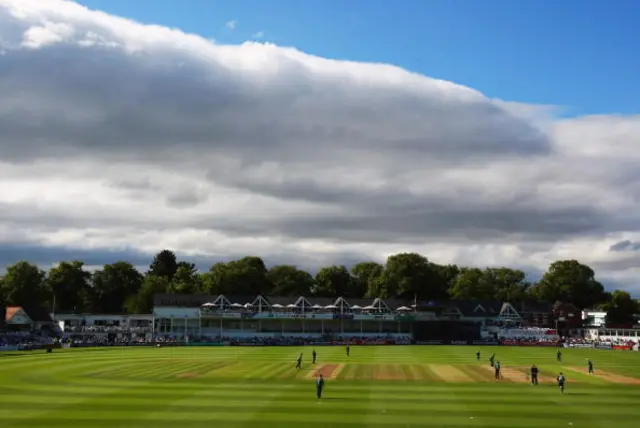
[3,346,640,428]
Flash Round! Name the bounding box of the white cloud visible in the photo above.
[253,31,264,38]
[225,19,236,30]
[1,0,640,292]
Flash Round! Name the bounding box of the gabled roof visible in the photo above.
[6,305,52,323]
[345,298,377,308]
[223,295,256,306]
[305,297,337,307]
[385,299,414,310]
[251,295,270,308]
[5,306,22,322]
[445,300,503,317]
[294,296,313,307]
[499,302,522,319]
[264,296,296,306]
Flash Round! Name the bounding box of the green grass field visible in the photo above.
[1,345,640,427]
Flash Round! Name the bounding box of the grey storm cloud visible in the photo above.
[1,0,640,292]
[610,240,640,252]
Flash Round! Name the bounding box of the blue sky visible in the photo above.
[77,0,639,117]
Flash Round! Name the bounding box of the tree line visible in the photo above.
[0,250,637,325]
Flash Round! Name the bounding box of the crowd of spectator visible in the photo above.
[0,332,54,347]
[64,325,151,333]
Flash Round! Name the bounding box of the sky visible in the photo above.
[75,0,640,116]
[1,0,640,293]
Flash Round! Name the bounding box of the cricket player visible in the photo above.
[494,361,501,379]
[530,365,539,385]
[312,349,317,364]
[296,353,303,370]
[476,350,480,361]
[316,374,325,398]
[557,372,566,394]
[346,344,350,357]
[489,353,495,367]
[587,359,594,375]
[557,349,562,362]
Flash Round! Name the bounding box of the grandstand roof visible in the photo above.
[445,300,503,317]
[152,293,557,317]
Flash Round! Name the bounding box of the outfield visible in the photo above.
[1,345,640,427]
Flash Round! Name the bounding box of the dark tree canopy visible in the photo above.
[0,261,49,308]
[148,250,179,280]
[0,253,631,321]
[530,260,605,310]
[267,265,314,296]
[604,290,639,325]
[48,261,91,313]
[91,261,143,313]
[314,265,355,297]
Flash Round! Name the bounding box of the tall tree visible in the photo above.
[448,267,493,300]
[604,290,639,325]
[201,257,271,295]
[448,267,529,301]
[232,256,271,295]
[484,267,530,302]
[382,253,447,300]
[351,262,384,298]
[48,261,91,313]
[430,263,460,294]
[168,262,202,294]
[266,265,315,296]
[314,265,355,297]
[0,261,49,307]
[148,249,178,280]
[530,260,605,309]
[92,262,143,313]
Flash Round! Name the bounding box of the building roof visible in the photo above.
[152,293,555,318]
[5,305,53,323]
[438,300,504,317]
[514,300,553,313]
[5,306,21,322]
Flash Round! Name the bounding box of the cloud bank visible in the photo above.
[1,0,640,292]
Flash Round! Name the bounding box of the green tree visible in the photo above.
[0,261,49,307]
[351,262,384,298]
[266,265,315,296]
[92,262,143,313]
[201,257,271,295]
[430,263,460,294]
[48,261,91,313]
[201,262,228,295]
[148,249,178,280]
[604,290,639,325]
[448,267,529,301]
[484,267,530,302]
[530,260,605,309]
[168,262,202,294]
[382,253,448,300]
[314,265,354,297]
[448,267,493,300]
[125,275,170,314]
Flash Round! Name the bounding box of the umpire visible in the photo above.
[316,374,325,398]
[530,365,539,385]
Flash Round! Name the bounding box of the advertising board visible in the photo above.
[473,340,500,346]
